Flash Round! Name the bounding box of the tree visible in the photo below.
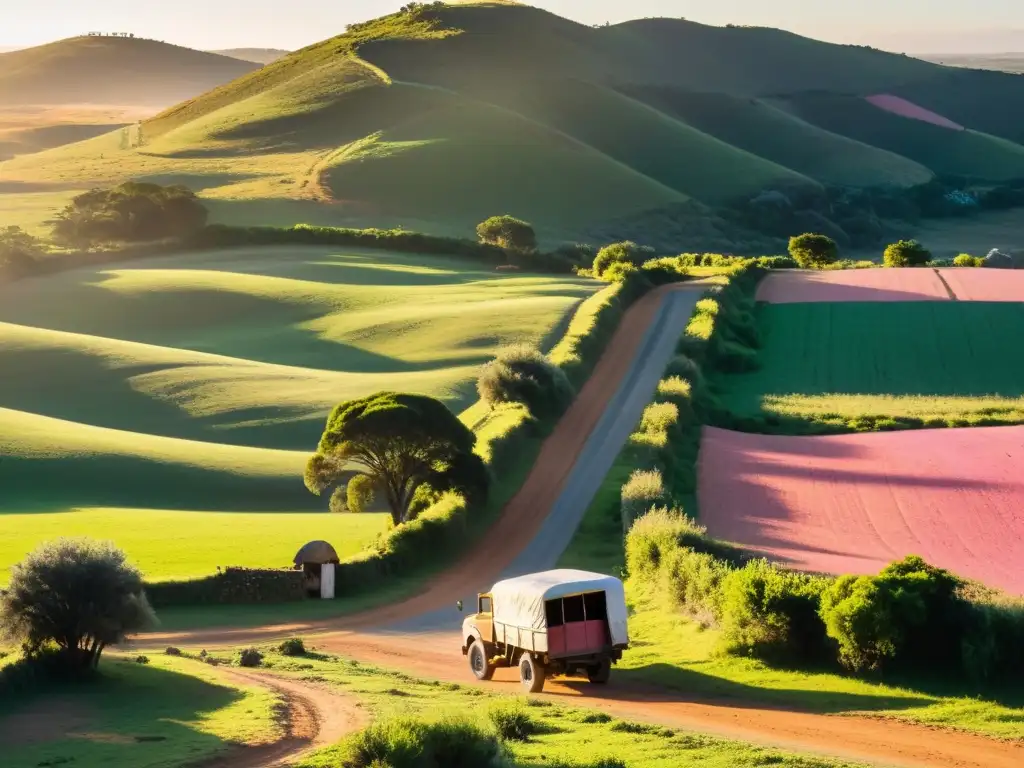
[0,225,42,280]
[883,239,931,267]
[51,182,208,248]
[305,392,488,526]
[788,233,838,269]
[0,539,154,670]
[476,215,537,252]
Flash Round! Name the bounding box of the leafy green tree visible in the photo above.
[305,392,488,526]
[476,215,537,252]
[883,239,931,267]
[51,182,208,248]
[0,225,42,280]
[788,233,838,269]
[0,539,154,670]
[346,473,378,514]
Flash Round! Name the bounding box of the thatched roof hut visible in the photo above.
[293,540,340,568]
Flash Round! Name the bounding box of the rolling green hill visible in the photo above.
[0,36,260,107]
[781,92,1024,180]
[623,87,933,188]
[209,48,290,64]
[3,2,1024,242]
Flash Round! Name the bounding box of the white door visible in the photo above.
[320,563,336,599]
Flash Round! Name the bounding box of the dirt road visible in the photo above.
[140,282,1024,768]
[195,665,365,768]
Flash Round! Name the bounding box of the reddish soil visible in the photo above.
[195,666,366,768]
[865,94,966,131]
[698,425,1024,593]
[937,268,1024,301]
[756,269,951,303]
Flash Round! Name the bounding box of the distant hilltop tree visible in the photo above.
[51,182,208,249]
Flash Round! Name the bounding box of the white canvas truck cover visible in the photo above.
[490,569,629,648]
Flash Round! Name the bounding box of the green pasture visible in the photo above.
[0,244,594,579]
[717,302,1024,427]
[0,654,278,768]
[0,508,390,585]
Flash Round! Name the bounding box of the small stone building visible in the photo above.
[293,540,340,598]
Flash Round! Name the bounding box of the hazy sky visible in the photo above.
[3,1,1023,53]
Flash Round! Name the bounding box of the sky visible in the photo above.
[2,0,1023,53]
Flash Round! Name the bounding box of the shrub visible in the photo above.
[279,638,306,657]
[135,655,150,664]
[341,716,509,767]
[621,469,667,533]
[788,233,838,268]
[0,538,154,671]
[488,701,540,742]
[953,253,983,267]
[346,474,377,514]
[165,647,182,656]
[0,225,42,280]
[592,241,654,278]
[477,345,574,420]
[476,215,537,252]
[238,648,264,667]
[883,239,931,267]
[720,560,830,662]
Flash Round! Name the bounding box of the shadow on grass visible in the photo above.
[0,656,246,766]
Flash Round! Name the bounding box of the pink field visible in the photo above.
[756,268,951,303]
[698,426,1024,593]
[937,268,1024,301]
[865,94,966,131]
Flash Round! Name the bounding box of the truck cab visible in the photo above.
[461,592,494,651]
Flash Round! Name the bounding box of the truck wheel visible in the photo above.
[587,658,611,684]
[468,640,495,681]
[519,654,546,693]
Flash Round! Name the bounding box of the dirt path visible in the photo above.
[195,665,366,768]
[139,282,1024,768]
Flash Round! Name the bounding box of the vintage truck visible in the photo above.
[459,569,629,692]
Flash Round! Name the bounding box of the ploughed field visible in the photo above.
[0,245,595,583]
[700,270,1024,592]
[699,425,1024,594]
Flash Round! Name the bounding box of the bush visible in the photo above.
[0,538,154,670]
[592,241,654,278]
[0,225,42,280]
[238,648,264,667]
[476,215,537,252]
[720,560,830,663]
[477,345,575,420]
[488,701,540,742]
[146,567,305,608]
[953,253,983,267]
[165,647,182,656]
[788,233,838,268]
[883,239,931,267]
[279,638,306,657]
[52,182,208,248]
[621,469,667,533]
[819,556,964,673]
[341,716,509,767]
[346,474,377,514]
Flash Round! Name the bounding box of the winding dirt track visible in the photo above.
[141,283,1024,768]
[194,665,365,768]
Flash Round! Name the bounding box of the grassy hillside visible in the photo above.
[0,245,594,578]
[624,87,933,188]
[717,302,1024,426]
[4,3,1024,241]
[781,92,1024,180]
[209,48,290,64]
[0,37,259,107]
